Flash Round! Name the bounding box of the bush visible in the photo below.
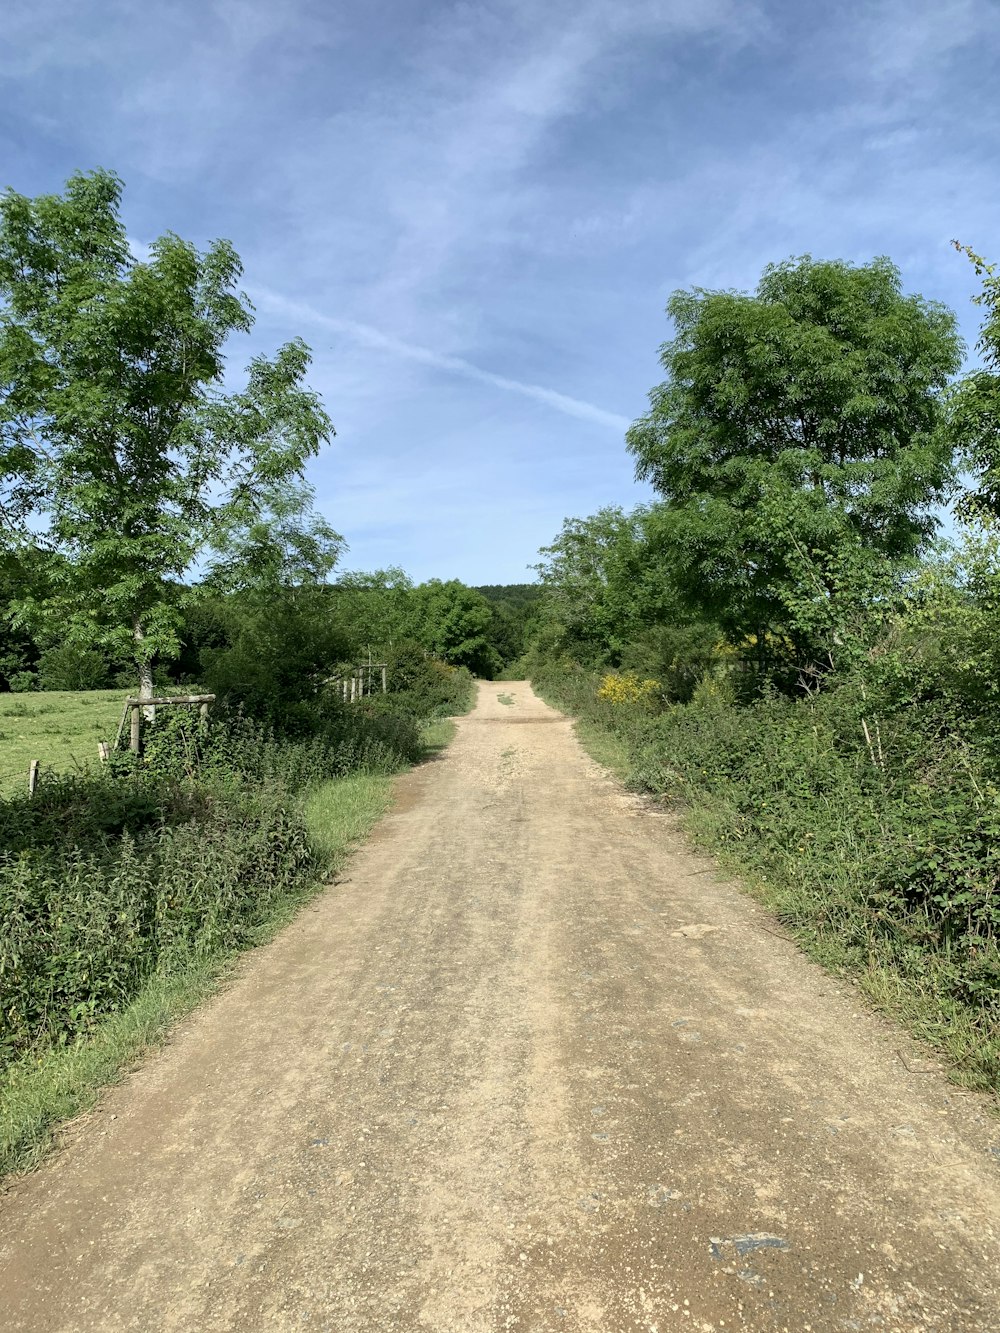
[0,685,429,1073]
[371,641,476,717]
[36,644,110,691]
[0,772,314,1066]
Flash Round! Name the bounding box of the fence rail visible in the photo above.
[326,663,388,702]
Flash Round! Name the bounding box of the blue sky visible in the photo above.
[3,0,999,583]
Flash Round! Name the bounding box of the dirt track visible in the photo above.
[2,681,999,1332]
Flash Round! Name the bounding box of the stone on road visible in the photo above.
[1,682,998,1331]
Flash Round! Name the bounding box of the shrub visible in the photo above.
[36,644,110,691]
[596,672,661,707]
[0,682,429,1073]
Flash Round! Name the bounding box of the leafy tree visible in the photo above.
[473,584,545,668]
[951,244,1000,523]
[330,567,415,658]
[0,169,333,700]
[534,506,677,665]
[405,579,498,676]
[197,584,349,728]
[627,256,963,669]
[36,643,110,691]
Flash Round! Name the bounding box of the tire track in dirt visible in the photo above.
[1,682,998,1331]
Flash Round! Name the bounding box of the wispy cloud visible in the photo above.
[251,286,631,431]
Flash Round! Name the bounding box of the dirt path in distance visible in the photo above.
[1,681,999,1332]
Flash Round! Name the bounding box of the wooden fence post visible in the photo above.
[129,703,141,754]
[98,742,110,763]
[28,759,39,795]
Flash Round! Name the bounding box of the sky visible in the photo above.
[2,0,999,583]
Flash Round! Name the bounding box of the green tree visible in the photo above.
[534,506,675,665]
[951,244,1000,522]
[406,579,498,676]
[0,169,333,700]
[627,256,962,669]
[330,567,415,658]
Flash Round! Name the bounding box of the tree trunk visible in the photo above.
[133,618,156,721]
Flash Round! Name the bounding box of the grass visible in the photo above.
[0,717,461,1179]
[496,692,516,706]
[421,717,457,753]
[572,716,631,776]
[0,689,125,794]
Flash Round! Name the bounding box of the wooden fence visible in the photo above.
[113,694,216,755]
[327,663,388,702]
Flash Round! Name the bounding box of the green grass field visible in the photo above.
[0,690,127,795]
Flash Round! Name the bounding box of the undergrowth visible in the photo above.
[531,658,1000,1099]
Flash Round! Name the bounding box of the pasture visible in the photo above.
[0,690,125,795]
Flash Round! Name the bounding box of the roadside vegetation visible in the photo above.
[529,251,1000,1097]
[0,172,521,1175]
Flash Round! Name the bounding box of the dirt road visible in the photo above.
[2,682,999,1332]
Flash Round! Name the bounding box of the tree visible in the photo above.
[0,169,333,699]
[534,506,676,665]
[950,243,1000,523]
[473,585,545,668]
[330,567,415,658]
[405,580,498,676]
[626,256,963,668]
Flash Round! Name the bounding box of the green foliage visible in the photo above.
[0,694,425,1070]
[473,584,544,667]
[0,169,333,696]
[0,774,313,1067]
[325,573,531,678]
[365,640,475,718]
[627,256,962,665]
[36,643,110,691]
[329,567,414,655]
[196,585,349,730]
[950,244,1000,522]
[534,506,681,666]
[403,579,499,676]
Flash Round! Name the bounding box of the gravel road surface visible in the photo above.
[1,681,999,1332]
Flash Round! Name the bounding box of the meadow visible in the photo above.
[0,690,126,795]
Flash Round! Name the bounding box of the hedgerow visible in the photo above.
[0,698,425,1071]
[531,655,1000,1092]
